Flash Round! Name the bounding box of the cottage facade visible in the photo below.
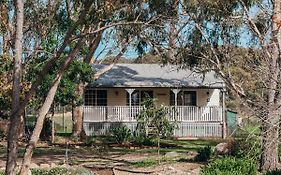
[83,64,226,138]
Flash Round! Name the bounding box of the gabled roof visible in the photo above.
[90,64,225,88]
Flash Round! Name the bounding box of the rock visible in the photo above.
[187,151,198,158]
[40,163,50,169]
[30,163,39,169]
[165,151,181,158]
[214,142,229,155]
[50,162,57,168]
[27,169,32,175]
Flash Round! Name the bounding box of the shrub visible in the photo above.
[84,136,96,147]
[133,135,155,146]
[196,146,212,162]
[201,157,257,175]
[265,169,281,175]
[111,124,131,144]
[26,117,52,141]
[231,138,261,161]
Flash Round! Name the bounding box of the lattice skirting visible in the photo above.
[83,122,223,138]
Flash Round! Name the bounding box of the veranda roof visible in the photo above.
[90,64,225,88]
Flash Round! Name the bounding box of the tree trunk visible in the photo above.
[260,111,279,171]
[19,37,85,175]
[72,83,84,137]
[19,75,62,175]
[6,0,24,174]
[260,0,281,171]
[71,32,102,138]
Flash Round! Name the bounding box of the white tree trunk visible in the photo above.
[6,0,24,174]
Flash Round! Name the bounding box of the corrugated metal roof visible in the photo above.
[90,64,225,88]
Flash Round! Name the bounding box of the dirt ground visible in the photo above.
[0,142,203,175]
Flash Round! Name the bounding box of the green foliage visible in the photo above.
[137,95,176,138]
[26,116,52,141]
[111,124,132,144]
[265,169,281,175]
[196,146,213,162]
[27,60,94,107]
[131,159,158,167]
[230,138,261,161]
[133,135,155,146]
[31,167,94,175]
[0,54,12,118]
[84,136,96,147]
[201,157,257,175]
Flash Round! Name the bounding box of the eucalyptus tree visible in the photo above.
[140,0,280,171]
[3,0,172,174]
[180,0,280,171]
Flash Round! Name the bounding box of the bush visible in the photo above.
[201,157,257,175]
[265,169,281,175]
[196,146,212,162]
[230,138,261,161]
[133,135,155,146]
[26,117,52,141]
[111,124,131,144]
[84,136,96,147]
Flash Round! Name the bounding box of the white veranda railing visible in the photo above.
[83,106,222,122]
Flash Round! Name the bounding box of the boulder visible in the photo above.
[214,142,229,155]
[40,163,50,169]
[50,162,57,168]
[165,151,181,158]
[186,151,198,159]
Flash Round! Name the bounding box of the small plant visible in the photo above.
[201,157,257,175]
[265,169,281,175]
[137,95,176,156]
[111,124,131,144]
[196,146,212,162]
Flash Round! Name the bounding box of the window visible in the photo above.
[96,90,107,106]
[84,88,107,106]
[84,89,95,106]
[170,91,196,106]
[126,90,153,105]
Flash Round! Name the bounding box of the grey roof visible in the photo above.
[90,64,225,88]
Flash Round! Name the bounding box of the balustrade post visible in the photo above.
[126,89,135,121]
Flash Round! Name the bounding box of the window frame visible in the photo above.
[84,88,107,106]
[170,90,197,106]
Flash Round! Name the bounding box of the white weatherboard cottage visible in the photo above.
[83,64,226,138]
